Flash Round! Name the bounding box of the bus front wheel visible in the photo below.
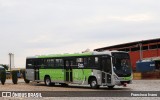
[90,78,99,89]
[44,77,51,86]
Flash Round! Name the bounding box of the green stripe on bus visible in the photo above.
[37,52,93,58]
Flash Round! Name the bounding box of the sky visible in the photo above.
[0,0,160,68]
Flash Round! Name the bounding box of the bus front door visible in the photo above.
[64,60,73,82]
[101,56,112,84]
[35,67,39,80]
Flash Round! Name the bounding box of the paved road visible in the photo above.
[2,79,160,91]
[0,79,160,100]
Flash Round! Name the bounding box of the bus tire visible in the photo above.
[24,79,30,83]
[89,78,99,89]
[23,70,30,84]
[108,86,115,89]
[44,77,51,86]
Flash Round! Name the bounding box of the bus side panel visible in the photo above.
[72,69,92,84]
[26,69,34,81]
[72,69,84,83]
[54,69,64,81]
[83,69,92,83]
[39,69,64,82]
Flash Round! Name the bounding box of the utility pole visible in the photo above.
[139,43,143,60]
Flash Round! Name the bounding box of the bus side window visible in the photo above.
[76,58,83,63]
[55,59,59,67]
[50,59,54,68]
[70,59,77,68]
[37,59,41,68]
[59,59,64,68]
[95,57,99,68]
[55,59,63,68]
[47,59,50,67]
[76,58,84,68]
[40,59,46,68]
[106,57,111,73]
[26,59,34,69]
[88,57,95,68]
[84,58,88,67]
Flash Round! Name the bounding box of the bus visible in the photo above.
[25,51,132,89]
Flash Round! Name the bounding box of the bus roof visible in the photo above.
[26,51,125,59]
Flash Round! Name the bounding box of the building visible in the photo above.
[94,38,160,71]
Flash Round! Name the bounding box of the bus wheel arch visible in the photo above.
[88,76,99,89]
[44,75,51,86]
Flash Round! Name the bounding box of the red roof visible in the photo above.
[94,38,160,51]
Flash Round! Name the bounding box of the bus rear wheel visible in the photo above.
[45,77,51,86]
[24,79,30,83]
[90,78,99,89]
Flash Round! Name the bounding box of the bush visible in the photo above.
[0,70,6,85]
[22,70,30,83]
[12,70,18,84]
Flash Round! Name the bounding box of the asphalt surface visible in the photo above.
[0,79,160,100]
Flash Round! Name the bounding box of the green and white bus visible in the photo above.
[25,51,132,88]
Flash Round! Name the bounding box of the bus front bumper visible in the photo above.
[114,80,132,86]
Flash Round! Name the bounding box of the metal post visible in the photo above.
[9,53,11,71]
[139,43,143,60]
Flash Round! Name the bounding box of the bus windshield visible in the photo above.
[112,53,132,77]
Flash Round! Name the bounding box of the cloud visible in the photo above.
[109,14,153,22]
[0,0,160,67]
[27,35,52,43]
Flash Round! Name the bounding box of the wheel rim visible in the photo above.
[46,78,50,85]
[91,80,97,87]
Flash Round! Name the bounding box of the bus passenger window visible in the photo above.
[38,59,47,68]
[95,57,98,64]
[55,59,63,68]
[76,58,83,63]
[84,58,88,67]
[88,57,95,68]
[76,58,84,68]
[26,59,34,68]
[50,59,54,67]
[106,58,111,72]
[47,59,51,67]
[59,59,64,67]
[95,57,99,67]
[70,59,77,67]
